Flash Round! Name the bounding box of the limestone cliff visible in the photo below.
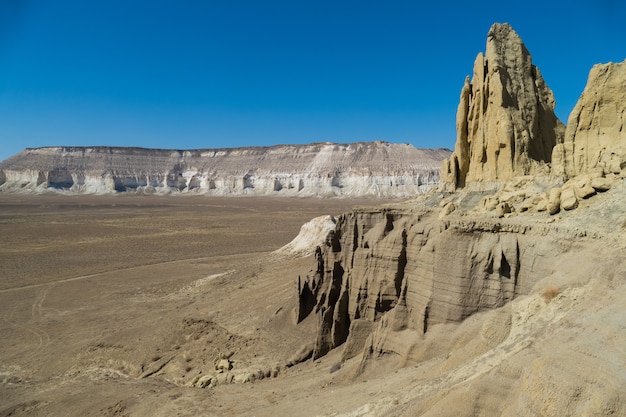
[0,142,450,198]
[441,23,565,189]
[552,59,626,178]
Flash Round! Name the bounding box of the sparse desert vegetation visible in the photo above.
[541,285,561,303]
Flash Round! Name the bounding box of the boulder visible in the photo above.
[590,177,612,192]
[575,182,596,200]
[482,196,499,211]
[536,194,549,212]
[496,202,512,218]
[547,188,561,215]
[195,375,214,388]
[213,372,234,385]
[215,358,232,372]
[560,187,579,211]
[439,202,457,218]
[518,194,542,213]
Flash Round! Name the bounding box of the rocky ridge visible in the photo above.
[291,23,625,416]
[0,142,450,198]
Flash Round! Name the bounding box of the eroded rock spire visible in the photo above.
[441,23,565,189]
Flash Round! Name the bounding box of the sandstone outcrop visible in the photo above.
[551,60,626,178]
[533,60,626,214]
[296,207,557,361]
[296,25,626,406]
[440,24,625,218]
[0,142,451,198]
[291,173,626,416]
[441,23,565,189]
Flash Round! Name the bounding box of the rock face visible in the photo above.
[290,24,625,416]
[441,23,565,189]
[0,142,450,197]
[297,208,551,361]
[552,60,626,178]
[476,60,625,217]
[293,183,626,416]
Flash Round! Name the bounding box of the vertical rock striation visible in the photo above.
[0,142,450,197]
[441,23,565,189]
[296,208,557,362]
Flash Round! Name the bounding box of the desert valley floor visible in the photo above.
[1,188,625,417]
[0,195,390,417]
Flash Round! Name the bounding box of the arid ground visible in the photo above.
[0,195,390,417]
[2,193,625,417]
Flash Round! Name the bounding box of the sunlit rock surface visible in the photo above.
[552,59,626,178]
[440,23,565,190]
[0,142,450,197]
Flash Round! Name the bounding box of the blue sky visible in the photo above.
[0,0,624,162]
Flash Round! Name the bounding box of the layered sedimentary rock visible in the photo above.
[441,23,565,189]
[293,22,625,382]
[293,179,626,416]
[552,60,626,178]
[288,22,626,417]
[297,208,554,360]
[0,142,450,197]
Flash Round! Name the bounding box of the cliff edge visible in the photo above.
[290,24,625,416]
[0,142,451,198]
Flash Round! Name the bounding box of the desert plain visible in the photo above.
[0,194,388,416]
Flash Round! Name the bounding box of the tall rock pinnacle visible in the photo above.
[441,23,565,189]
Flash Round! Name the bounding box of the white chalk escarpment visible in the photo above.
[0,142,451,198]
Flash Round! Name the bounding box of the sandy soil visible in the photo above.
[0,194,388,417]
[2,193,624,417]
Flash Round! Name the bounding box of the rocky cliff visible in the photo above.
[441,23,565,189]
[291,24,625,416]
[297,207,546,361]
[294,184,626,416]
[0,142,450,197]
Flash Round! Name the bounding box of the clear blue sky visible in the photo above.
[0,0,624,162]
